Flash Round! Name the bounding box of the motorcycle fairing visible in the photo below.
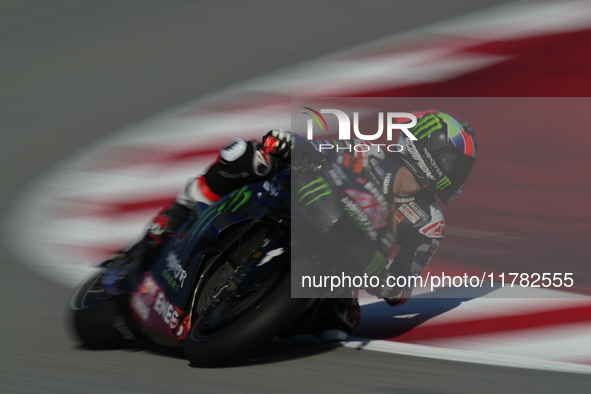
[150,178,290,314]
[128,272,189,346]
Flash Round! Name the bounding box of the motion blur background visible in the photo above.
[1,1,590,393]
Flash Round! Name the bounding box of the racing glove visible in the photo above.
[365,269,411,307]
[204,138,275,197]
[262,129,294,162]
[365,269,396,298]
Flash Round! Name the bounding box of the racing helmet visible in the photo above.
[395,110,477,205]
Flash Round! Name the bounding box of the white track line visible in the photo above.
[343,338,591,375]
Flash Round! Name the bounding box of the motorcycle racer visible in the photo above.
[279,110,476,305]
[103,110,477,338]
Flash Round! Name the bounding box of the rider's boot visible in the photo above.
[322,298,361,342]
[320,329,350,343]
[299,298,361,343]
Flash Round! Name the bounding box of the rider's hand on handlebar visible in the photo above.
[366,269,403,299]
[262,129,293,163]
[365,269,411,307]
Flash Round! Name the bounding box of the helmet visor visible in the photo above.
[434,148,476,205]
[438,150,475,185]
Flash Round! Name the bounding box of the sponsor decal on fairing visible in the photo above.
[130,274,160,322]
[161,251,187,292]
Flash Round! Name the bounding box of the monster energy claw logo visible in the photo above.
[189,186,251,241]
[298,176,332,206]
[436,176,451,190]
[413,114,442,139]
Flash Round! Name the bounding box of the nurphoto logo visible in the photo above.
[302,107,417,153]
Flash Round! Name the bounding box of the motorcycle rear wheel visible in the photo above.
[184,268,310,367]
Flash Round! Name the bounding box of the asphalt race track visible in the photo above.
[1,1,590,393]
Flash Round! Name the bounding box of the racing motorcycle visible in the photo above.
[69,145,393,367]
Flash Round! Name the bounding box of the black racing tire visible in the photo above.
[184,270,311,367]
[69,270,130,349]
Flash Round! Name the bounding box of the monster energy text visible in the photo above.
[404,137,435,180]
[341,197,378,240]
[422,148,444,178]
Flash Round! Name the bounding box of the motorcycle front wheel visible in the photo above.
[184,266,310,367]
